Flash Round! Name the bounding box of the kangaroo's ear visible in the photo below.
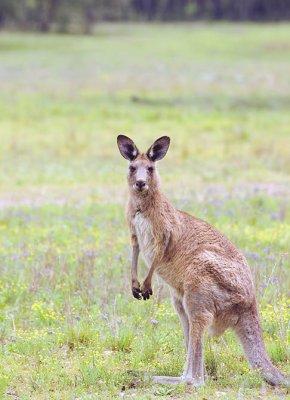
[146,136,170,162]
[117,135,139,161]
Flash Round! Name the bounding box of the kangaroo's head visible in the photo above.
[117,135,170,195]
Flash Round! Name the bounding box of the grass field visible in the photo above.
[0,23,289,399]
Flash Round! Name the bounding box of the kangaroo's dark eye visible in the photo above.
[129,166,136,173]
[148,167,154,173]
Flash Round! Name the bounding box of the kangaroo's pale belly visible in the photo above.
[134,213,157,267]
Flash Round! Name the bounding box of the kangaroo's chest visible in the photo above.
[134,213,157,267]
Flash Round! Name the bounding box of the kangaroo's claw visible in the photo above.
[132,287,141,300]
[141,285,153,300]
[132,283,141,300]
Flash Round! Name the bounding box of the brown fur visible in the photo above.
[117,135,288,387]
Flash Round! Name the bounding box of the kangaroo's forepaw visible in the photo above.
[132,281,141,300]
[141,283,153,300]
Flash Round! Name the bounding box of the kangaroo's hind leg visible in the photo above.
[182,290,213,386]
[153,292,189,386]
[233,303,287,386]
[170,291,189,351]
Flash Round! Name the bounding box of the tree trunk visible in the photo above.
[84,3,95,35]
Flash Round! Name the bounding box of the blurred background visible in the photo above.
[1,1,290,33]
[0,1,289,202]
[0,2,289,398]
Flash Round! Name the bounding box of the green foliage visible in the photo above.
[0,24,289,398]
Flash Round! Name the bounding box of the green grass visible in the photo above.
[0,23,289,399]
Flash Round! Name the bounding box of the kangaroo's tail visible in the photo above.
[233,302,289,386]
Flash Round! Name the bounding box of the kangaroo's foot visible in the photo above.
[180,373,204,387]
[152,376,182,385]
[153,375,204,387]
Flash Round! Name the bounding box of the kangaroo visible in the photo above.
[117,134,288,387]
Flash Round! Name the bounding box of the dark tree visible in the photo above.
[1,0,290,32]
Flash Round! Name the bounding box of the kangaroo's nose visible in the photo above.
[136,180,146,189]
